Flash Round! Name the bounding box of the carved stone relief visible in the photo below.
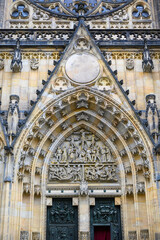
[52,77,69,90]
[126,184,133,195]
[112,9,129,21]
[80,180,88,195]
[32,9,50,20]
[0,58,4,70]
[11,40,22,72]
[126,58,134,70]
[79,231,90,240]
[142,41,154,72]
[49,129,118,183]
[30,58,39,70]
[7,95,20,136]
[32,232,40,240]
[85,164,117,181]
[137,182,145,193]
[140,229,149,240]
[128,231,137,240]
[20,231,29,240]
[74,37,90,51]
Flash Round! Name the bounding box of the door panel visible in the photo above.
[47,198,78,240]
[90,198,122,240]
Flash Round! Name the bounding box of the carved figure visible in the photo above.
[49,164,82,181]
[85,163,118,182]
[128,231,137,240]
[11,40,22,72]
[51,130,113,164]
[142,41,154,72]
[32,232,40,240]
[20,231,29,240]
[140,229,149,240]
[7,95,20,136]
[80,180,88,195]
[30,58,39,70]
[126,58,134,70]
[145,94,160,136]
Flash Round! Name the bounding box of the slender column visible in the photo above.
[0,0,5,28]
[79,196,90,240]
[0,148,13,240]
[153,0,160,28]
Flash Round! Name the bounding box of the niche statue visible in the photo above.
[142,41,154,73]
[11,39,22,72]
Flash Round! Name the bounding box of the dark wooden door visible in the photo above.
[47,198,78,240]
[90,198,122,240]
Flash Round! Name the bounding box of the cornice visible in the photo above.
[0,29,160,48]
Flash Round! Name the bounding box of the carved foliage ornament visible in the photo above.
[25,0,134,19]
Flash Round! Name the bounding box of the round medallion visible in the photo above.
[65,53,100,84]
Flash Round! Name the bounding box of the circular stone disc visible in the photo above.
[65,53,100,84]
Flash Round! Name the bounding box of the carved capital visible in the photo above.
[128,231,137,240]
[140,229,149,240]
[20,231,29,240]
[79,231,90,240]
[32,232,40,240]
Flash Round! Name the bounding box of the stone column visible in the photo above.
[0,0,5,28]
[0,147,13,240]
[153,0,160,28]
[79,196,90,240]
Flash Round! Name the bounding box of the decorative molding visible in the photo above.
[1,30,160,47]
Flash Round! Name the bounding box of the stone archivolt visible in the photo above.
[15,87,152,198]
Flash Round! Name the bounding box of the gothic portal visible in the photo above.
[0,0,160,240]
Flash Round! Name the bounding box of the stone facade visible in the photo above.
[0,0,160,240]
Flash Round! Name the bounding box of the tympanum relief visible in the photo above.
[49,129,118,183]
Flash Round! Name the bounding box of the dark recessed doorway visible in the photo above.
[94,226,111,240]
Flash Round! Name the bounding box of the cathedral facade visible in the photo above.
[0,0,160,239]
